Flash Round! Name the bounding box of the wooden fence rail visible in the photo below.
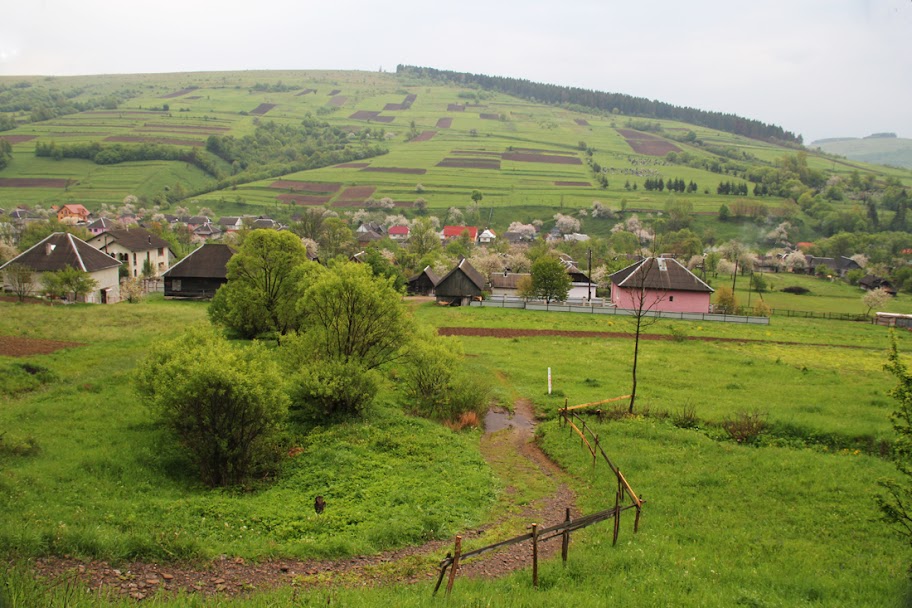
[433,395,646,597]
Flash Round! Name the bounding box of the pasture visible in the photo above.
[1,294,911,606]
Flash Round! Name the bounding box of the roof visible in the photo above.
[90,227,171,252]
[162,243,236,279]
[609,257,713,293]
[388,225,410,236]
[437,257,486,291]
[490,272,529,289]
[87,217,115,231]
[407,265,440,285]
[59,204,89,215]
[442,225,479,240]
[479,228,497,239]
[0,232,121,274]
[218,216,242,226]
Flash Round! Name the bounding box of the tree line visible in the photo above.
[397,65,802,144]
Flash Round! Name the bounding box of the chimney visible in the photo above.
[46,243,56,255]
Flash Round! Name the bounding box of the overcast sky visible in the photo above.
[2,0,909,143]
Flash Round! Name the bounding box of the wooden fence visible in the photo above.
[434,395,644,596]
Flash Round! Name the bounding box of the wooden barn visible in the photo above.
[162,243,236,299]
[434,258,486,306]
[407,265,440,296]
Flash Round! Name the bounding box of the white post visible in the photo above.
[548,367,552,395]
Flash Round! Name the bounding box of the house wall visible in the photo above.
[434,271,483,298]
[91,241,173,278]
[612,285,711,313]
[164,276,226,299]
[4,265,120,303]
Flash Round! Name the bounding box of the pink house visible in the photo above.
[609,257,713,313]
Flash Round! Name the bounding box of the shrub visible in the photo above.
[288,359,379,422]
[672,404,699,429]
[722,411,766,444]
[753,300,772,317]
[135,327,289,487]
[782,285,810,295]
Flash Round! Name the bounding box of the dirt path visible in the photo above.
[28,400,576,600]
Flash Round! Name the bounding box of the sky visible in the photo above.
[1,0,910,144]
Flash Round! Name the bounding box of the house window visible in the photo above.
[173,280,182,292]
[669,296,674,302]
[158,248,164,256]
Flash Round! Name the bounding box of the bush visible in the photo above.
[722,411,766,444]
[135,327,289,487]
[288,359,379,422]
[782,285,810,295]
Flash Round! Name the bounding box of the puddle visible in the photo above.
[484,406,534,434]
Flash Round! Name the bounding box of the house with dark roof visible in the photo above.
[407,265,439,296]
[87,217,116,235]
[434,257,486,305]
[0,232,121,303]
[192,222,222,243]
[609,257,714,313]
[218,216,245,232]
[859,274,897,296]
[490,272,528,296]
[87,227,175,278]
[162,243,236,299]
[804,255,861,277]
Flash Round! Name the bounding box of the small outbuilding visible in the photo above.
[434,257,486,306]
[161,243,236,299]
[407,265,440,296]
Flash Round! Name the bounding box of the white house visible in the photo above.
[88,227,175,278]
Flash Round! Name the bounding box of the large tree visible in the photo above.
[209,230,320,338]
[530,255,571,303]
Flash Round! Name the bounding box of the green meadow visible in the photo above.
[1,293,912,606]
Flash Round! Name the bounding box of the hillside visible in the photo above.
[812,135,912,169]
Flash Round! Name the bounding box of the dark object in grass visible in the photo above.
[722,411,766,444]
[782,285,810,295]
[314,496,325,514]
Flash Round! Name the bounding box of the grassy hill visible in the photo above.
[812,135,912,170]
[1,70,910,241]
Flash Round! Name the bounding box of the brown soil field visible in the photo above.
[616,129,681,156]
[329,96,348,107]
[327,89,341,96]
[276,194,332,206]
[404,94,417,104]
[333,162,370,169]
[103,136,204,147]
[447,104,466,112]
[410,131,436,142]
[383,103,405,111]
[479,113,500,120]
[0,177,71,188]
[269,181,341,193]
[160,87,197,99]
[373,116,395,123]
[554,181,592,187]
[452,150,503,156]
[0,135,37,144]
[437,159,501,170]
[296,89,315,96]
[249,103,276,116]
[0,335,83,357]
[502,153,582,165]
[574,119,590,126]
[349,110,380,120]
[185,96,202,100]
[361,167,426,175]
[436,117,453,128]
[143,123,230,131]
[336,185,377,200]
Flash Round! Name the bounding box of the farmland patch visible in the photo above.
[84,111,164,116]
[410,131,436,142]
[277,193,333,206]
[509,147,577,156]
[0,177,71,188]
[436,158,501,170]
[0,135,37,144]
[250,103,276,115]
[335,185,377,201]
[361,166,425,174]
[0,335,83,357]
[103,136,205,147]
[452,150,502,156]
[329,96,348,106]
[502,152,582,165]
[333,162,370,169]
[436,117,453,128]
[160,87,198,99]
[143,123,230,131]
[327,89,341,96]
[616,128,681,156]
[574,118,590,126]
[384,93,417,111]
[349,110,381,121]
[269,181,341,193]
[372,116,395,123]
[296,88,315,96]
[479,113,500,120]
[554,181,592,187]
[447,103,465,112]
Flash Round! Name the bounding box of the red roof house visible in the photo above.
[442,225,478,241]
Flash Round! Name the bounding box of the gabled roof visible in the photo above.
[218,216,243,226]
[438,257,486,291]
[87,217,115,231]
[89,227,171,252]
[407,265,440,285]
[0,232,121,274]
[9,209,40,220]
[59,203,89,215]
[442,225,478,240]
[610,257,713,293]
[162,243,236,279]
[388,225,410,236]
[251,218,280,229]
[490,272,528,289]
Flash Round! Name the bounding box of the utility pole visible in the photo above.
[587,247,592,301]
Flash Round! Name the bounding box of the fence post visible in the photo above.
[445,535,462,596]
[561,508,571,565]
[531,523,539,588]
[612,476,622,546]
